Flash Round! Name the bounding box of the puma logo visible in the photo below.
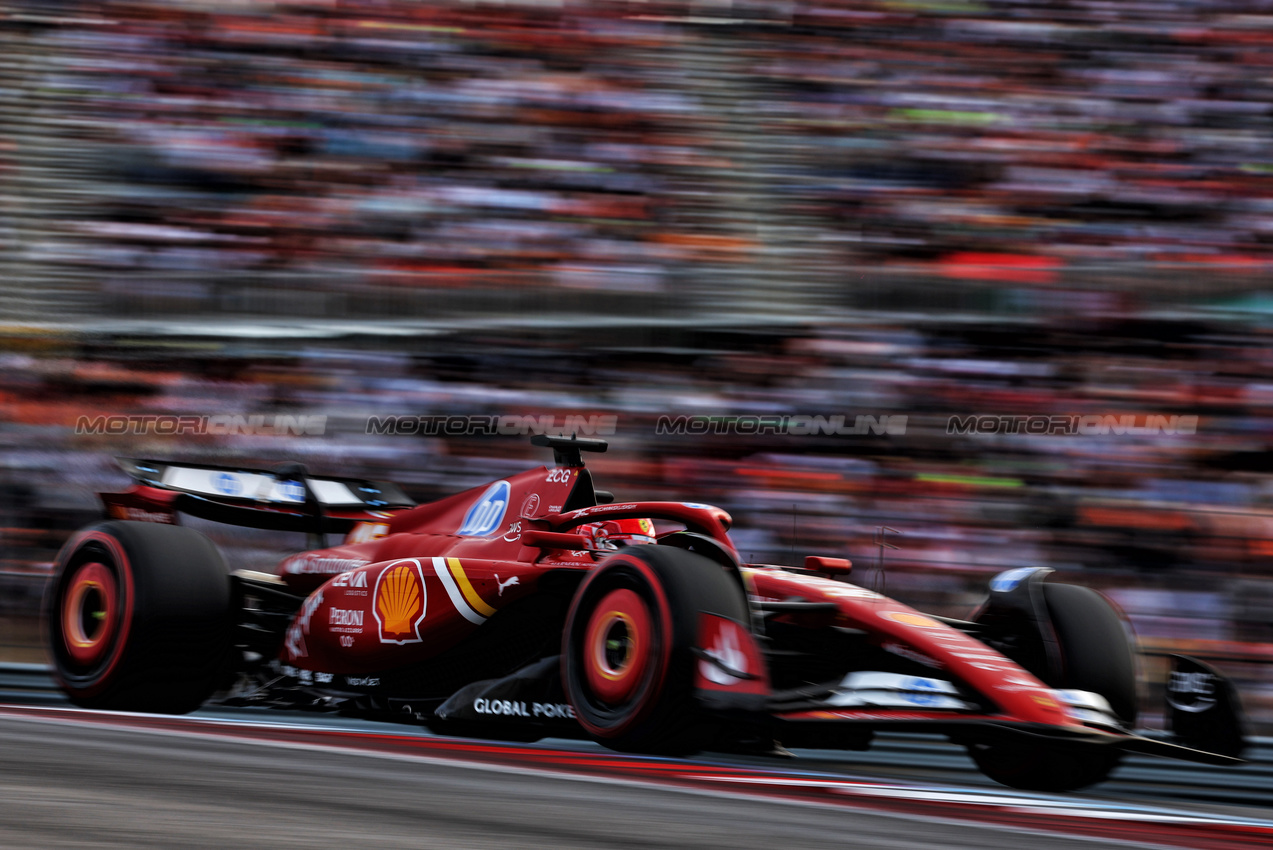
[496,575,520,596]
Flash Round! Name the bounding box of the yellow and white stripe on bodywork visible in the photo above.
[431,556,496,625]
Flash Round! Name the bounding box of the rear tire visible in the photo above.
[562,545,749,755]
[968,582,1136,791]
[45,521,231,713]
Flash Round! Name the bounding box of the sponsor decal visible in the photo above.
[694,613,767,695]
[347,522,389,544]
[877,613,1023,675]
[474,698,530,717]
[881,641,943,669]
[329,608,364,625]
[315,672,333,684]
[458,481,511,536]
[345,676,380,688]
[681,502,713,510]
[329,608,365,634]
[1167,670,1217,713]
[1000,673,1043,690]
[521,493,541,517]
[282,555,369,576]
[495,575,520,597]
[815,582,879,600]
[431,557,496,625]
[284,590,323,660]
[278,480,306,502]
[110,506,175,524]
[924,632,1017,672]
[531,702,575,719]
[372,560,427,644]
[502,521,523,542]
[331,570,369,595]
[802,710,958,722]
[989,567,1039,593]
[882,611,943,629]
[214,472,243,497]
[700,622,748,685]
[472,699,577,719]
[828,671,967,710]
[900,677,945,708]
[576,503,638,516]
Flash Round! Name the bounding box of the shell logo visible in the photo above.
[373,559,427,644]
[882,611,942,629]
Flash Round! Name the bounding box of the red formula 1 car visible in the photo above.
[46,436,1247,791]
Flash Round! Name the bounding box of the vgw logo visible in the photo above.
[458,481,511,537]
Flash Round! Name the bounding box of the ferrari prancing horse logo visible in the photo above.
[373,559,427,644]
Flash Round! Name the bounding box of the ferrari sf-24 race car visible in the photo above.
[46,435,1247,791]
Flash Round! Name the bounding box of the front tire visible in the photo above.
[968,582,1136,791]
[968,739,1122,793]
[562,545,750,755]
[1044,583,1138,726]
[45,521,231,713]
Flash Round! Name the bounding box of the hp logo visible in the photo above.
[458,481,511,537]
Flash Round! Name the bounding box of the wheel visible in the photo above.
[1044,583,1138,726]
[45,521,231,713]
[562,545,750,755]
[968,738,1121,793]
[968,582,1136,791]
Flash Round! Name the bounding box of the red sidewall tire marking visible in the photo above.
[61,562,118,666]
[583,588,652,704]
[51,531,136,695]
[564,553,674,739]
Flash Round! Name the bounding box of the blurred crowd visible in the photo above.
[6,0,1273,316]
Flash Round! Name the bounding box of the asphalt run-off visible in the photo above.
[1,703,1270,850]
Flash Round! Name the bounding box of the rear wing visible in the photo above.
[101,458,414,535]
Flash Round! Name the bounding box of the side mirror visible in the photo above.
[805,555,852,577]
